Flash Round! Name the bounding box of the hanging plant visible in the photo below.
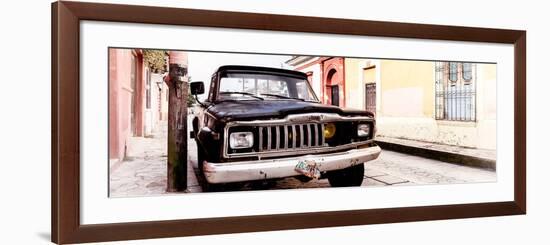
[143,50,168,73]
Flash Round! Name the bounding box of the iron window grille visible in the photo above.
[435,62,476,121]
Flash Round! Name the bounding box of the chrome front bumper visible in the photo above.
[203,145,382,184]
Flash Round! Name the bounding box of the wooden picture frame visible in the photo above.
[51,1,526,244]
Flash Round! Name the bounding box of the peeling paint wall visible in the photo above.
[376,117,478,147]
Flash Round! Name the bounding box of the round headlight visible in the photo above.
[324,123,336,139]
[357,123,371,137]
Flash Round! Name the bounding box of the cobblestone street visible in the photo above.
[109,119,496,197]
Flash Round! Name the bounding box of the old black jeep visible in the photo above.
[190,65,381,191]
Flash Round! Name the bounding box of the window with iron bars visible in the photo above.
[435,62,476,121]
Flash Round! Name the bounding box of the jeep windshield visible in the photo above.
[217,73,319,102]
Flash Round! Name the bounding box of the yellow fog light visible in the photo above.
[324,123,336,139]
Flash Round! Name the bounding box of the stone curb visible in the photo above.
[374,139,496,171]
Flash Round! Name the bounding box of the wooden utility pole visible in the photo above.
[165,51,188,192]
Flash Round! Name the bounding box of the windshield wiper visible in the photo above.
[260,93,305,101]
[219,91,264,100]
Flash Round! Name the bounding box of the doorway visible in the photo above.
[330,85,340,106]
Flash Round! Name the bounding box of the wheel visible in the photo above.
[196,141,223,192]
[327,163,365,187]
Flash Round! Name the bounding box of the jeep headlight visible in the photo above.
[324,123,336,139]
[229,132,254,149]
[357,123,371,137]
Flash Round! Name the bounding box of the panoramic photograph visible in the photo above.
[108,48,497,197]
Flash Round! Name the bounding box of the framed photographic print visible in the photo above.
[52,1,526,244]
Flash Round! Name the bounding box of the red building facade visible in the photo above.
[321,57,345,107]
[287,56,346,107]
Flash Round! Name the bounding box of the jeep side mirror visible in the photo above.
[190,81,205,95]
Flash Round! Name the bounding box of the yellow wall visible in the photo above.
[343,59,364,109]
[477,63,497,120]
[363,67,376,84]
[342,58,434,115]
[379,60,435,117]
[341,58,497,149]
[479,63,497,81]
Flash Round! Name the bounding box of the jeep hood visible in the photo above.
[206,100,373,121]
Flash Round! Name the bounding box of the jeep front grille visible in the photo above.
[258,124,325,152]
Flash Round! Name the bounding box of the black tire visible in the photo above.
[196,141,223,192]
[327,163,365,187]
[196,140,206,171]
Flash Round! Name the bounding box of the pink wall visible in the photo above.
[109,48,145,162]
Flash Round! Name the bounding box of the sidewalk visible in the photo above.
[109,122,202,197]
[374,136,496,170]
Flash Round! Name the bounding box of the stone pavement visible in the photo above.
[109,122,202,197]
[109,120,496,197]
[366,150,496,185]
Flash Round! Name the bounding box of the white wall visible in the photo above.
[0,0,547,245]
[296,63,322,97]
